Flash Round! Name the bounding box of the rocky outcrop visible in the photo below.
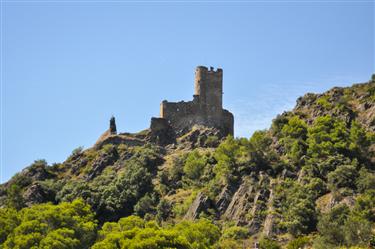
[216,185,236,215]
[223,180,256,225]
[19,163,54,183]
[23,182,55,206]
[184,192,211,220]
[177,125,223,149]
[87,146,119,180]
[66,153,89,175]
[222,175,270,230]
[294,76,375,133]
[94,134,145,150]
[263,179,277,237]
[316,192,356,213]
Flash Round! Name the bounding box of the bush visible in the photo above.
[2,199,97,249]
[259,237,281,249]
[221,226,249,240]
[205,135,220,147]
[6,184,25,210]
[317,204,350,246]
[156,199,171,222]
[356,168,375,192]
[327,164,358,191]
[93,217,220,249]
[287,236,310,249]
[183,150,207,181]
[307,116,350,159]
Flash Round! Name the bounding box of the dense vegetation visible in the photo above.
[1,78,374,248]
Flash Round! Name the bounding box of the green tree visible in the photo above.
[0,208,19,244]
[316,204,350,246]
[2,199,97,249]
[221,226,249,240]
[259,237,281,249]
[307,116,350,159]
[183,150,208,181]
[356,168,375,192]
[6,184,25,210]
[286,236,310,249]
[156,199,171,223]
[327,164,359,191]
[349,120,373,158]
[134,194,156,217]
[281,116,308,140]
[93,217,220,249]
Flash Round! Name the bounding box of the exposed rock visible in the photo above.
[94,134,145,150]
[68,156,89,175]
[295,93,317,109]
[263,179,277,237]
[248,188,270,234]
[23,182,55,206]
[223,179,256,225]
[87,146,119,180]
[316,192,356,213]
[221,174,271,234]
[184,192,211,220]
[215,185,236,215]
[21,164,54,183]
[177,125,223,149]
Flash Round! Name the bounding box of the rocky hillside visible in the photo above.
[0,75,374,249]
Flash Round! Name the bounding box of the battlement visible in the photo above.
[159,66,233,136]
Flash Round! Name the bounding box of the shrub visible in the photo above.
[287,236,310,249]
[2,199,97,249]
[221,226,249,240]
[183,150,207,181]
[259,237,281,249]
[327,164,358,191]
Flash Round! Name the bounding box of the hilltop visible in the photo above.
[0,74,374,249]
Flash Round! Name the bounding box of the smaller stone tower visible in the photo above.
[109,116,117,135]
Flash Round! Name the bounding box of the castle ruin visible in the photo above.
[95,66,234,148]
[158,66,234,136]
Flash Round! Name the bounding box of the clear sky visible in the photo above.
[1,0,374,183]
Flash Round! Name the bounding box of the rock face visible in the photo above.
[177,125,223,149]
[215,185,235,215]
[87,146,119,180]
[184,174,274,235]
[184,192,211,220]
[294,76,375,132]
[262,179,277,237]
[316,193,356,214]
[23,183,55,206]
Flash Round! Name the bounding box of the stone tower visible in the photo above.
[194,66,223,115]
[109,116,117,135]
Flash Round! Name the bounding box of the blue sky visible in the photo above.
[1,1,374,183]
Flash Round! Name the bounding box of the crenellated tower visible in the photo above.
[194,66,223,115]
